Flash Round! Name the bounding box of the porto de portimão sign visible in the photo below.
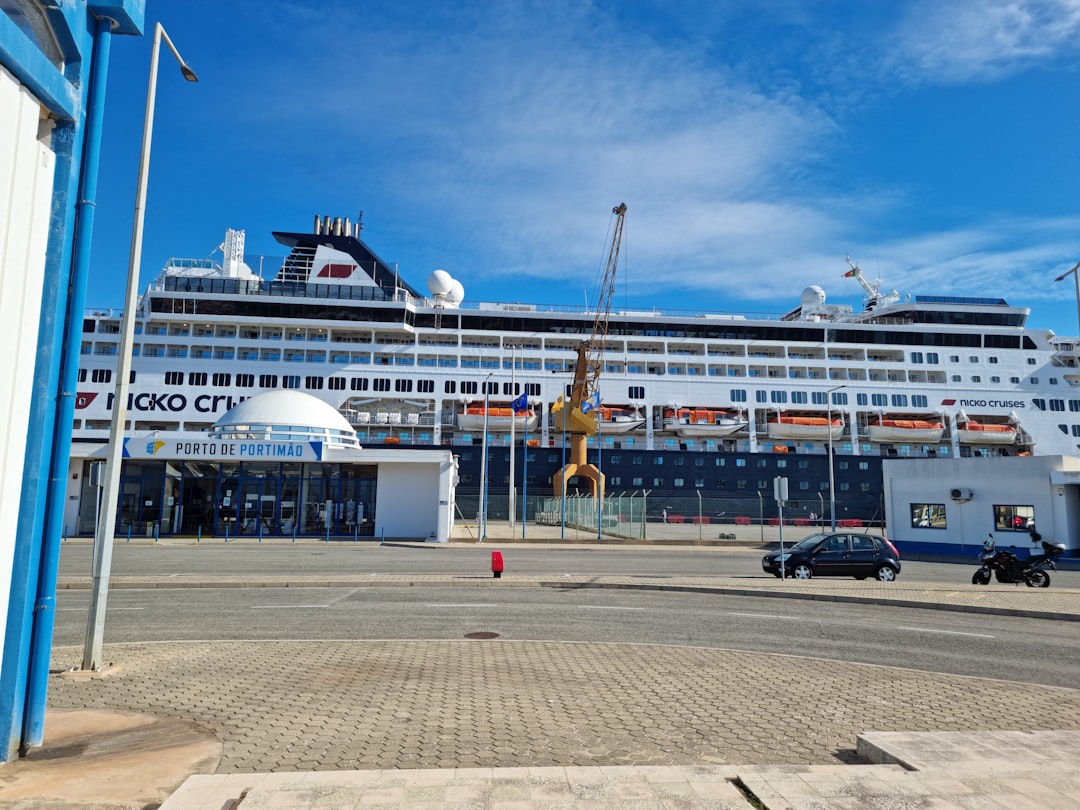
[120,432,323,462]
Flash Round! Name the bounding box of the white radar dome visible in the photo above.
[800,285,826,307]
[446,279,465,306]
[427,269,453,296]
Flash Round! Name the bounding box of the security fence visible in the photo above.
[462,489,886,540]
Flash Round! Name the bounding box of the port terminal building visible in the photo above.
[67,391,458,542]
[884,455,1080,557]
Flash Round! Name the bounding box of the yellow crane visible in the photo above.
[552,202,627,498]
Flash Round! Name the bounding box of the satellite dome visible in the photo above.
[427,269,453,296]
[446,279,465,306]
[800,285,826,307]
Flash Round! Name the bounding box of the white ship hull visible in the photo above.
[69,215,1079,471]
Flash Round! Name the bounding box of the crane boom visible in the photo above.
[552,203,627,499]
[564,202,627,428]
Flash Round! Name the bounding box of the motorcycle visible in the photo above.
[971,532,1065,587]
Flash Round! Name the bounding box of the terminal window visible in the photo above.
[994,504,1035,532]
[911,503,946,529]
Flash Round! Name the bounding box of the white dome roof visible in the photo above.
[211,390,358,447]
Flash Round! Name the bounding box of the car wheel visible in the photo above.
[792,563,813,579]
[874,565,897,582]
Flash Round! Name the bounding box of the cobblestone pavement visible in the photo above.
[46,638,1080,774]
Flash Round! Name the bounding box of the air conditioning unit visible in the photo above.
[950,487,973,502]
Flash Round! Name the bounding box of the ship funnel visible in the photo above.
[344,218,351,237]
[333,217,342,236]
[313,214,321,234]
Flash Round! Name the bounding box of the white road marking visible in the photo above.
[728,612,802,620]
[897,626,994,638]
[252,604,329,609]
[578,606,645,611]
[427,604,496,608]
[59,607,144,611]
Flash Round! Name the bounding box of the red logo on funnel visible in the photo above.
[316,263,355,279]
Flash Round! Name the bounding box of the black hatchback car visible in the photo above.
[761,532,901,581]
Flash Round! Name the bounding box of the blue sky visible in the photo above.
[86,0,1080,334]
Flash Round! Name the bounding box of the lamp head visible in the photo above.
[181,65,198,82]
[1055,261,1080,282]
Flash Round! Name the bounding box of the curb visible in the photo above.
[54,576,1080,622]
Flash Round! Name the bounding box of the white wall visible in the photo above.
[376,462,442,540]
[884,456,1080,554]
[0,65,55,655]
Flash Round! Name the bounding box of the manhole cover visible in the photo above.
[463,632,500,639]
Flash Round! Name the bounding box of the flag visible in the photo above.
[843,266,859,278]
[581,392,600,413]
[511,391,529,413]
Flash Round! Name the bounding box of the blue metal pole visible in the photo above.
[197,526,201,544]
[10,18,114,755]
[560,400,566,540]
[482,388,490,540]
[522,416,528,540]
[597,399,603,540]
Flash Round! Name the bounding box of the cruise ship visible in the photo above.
[70,213,1080,534]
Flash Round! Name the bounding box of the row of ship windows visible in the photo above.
[84,321,1028,367]
[461,450,875,469]
[78,368,1079,412]
[82,339,1037,369]
[82,365,1061,394]
[460,472,872,492]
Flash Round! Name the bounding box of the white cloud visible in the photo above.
[888,0,1080,83]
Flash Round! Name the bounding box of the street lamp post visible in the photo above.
[83,23,197,672]
[478,372,493,541]
[1055,261,1080,336]
[826,385,846,532]
[509,345,517,531]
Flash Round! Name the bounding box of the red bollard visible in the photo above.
[491,551,504,579]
